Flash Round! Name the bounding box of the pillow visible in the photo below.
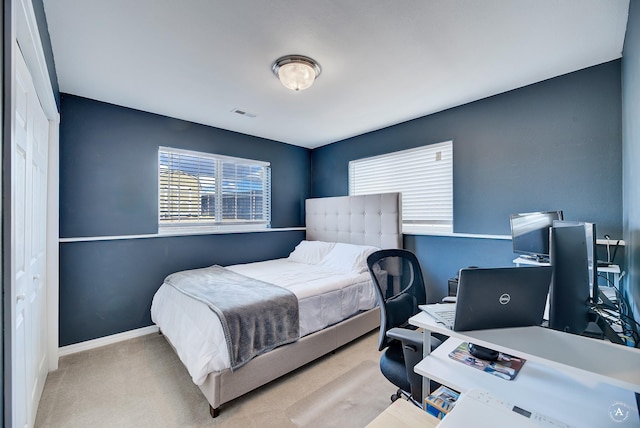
[287,240,336,265]
[318,242,380,273]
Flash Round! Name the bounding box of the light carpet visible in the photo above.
[286,360,395,427]
[35,330,396,427]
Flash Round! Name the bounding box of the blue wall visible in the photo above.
[60,95,310,236]
[622,1,640,317]
[313,61,623,300]
[58,60,625,344]
[59,95,310,345]
[59,231,304,345]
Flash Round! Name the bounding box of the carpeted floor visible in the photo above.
[286,360,394,427]
[35,330,396,427]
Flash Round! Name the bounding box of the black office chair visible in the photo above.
[367,249,445,406]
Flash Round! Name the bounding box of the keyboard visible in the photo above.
[419,303,456,329]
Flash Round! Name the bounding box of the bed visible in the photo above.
[151,192,402,417]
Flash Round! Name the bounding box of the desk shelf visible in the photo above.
[411,312,640,426]
[411,312,640,393]
[415,337,634,427]
[513,257,622,288]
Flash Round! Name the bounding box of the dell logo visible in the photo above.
[499,293,511,305]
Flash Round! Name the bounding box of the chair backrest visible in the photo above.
[367,249,428,351]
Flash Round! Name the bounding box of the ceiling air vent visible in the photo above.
[231,108,256,118]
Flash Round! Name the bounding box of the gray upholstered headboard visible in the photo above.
[305,193,402,249]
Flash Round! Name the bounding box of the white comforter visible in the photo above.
[151,259,376,384]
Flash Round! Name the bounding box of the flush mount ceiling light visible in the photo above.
[272,55,322,91]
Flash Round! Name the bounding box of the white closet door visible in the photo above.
[13,45,49,428]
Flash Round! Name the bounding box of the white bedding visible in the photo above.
[151,258,376,385]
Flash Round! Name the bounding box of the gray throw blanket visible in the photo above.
[165,265,299,371]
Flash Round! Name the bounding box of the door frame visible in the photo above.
[4,0,59,425]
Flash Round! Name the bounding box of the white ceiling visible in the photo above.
[43,1,629,149]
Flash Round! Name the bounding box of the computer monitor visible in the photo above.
[548,221,596,335]
[510,211,564,262]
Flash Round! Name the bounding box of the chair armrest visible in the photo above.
[387,327,444,351]
[386,327,423,348]
[442,296,457,303]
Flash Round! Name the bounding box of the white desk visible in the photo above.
[513,257,622,288]
[410,312,640,427]
[435,389,548,428]
[599,264,623,290]
[415,337,635,427]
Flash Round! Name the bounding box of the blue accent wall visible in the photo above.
[60,95,310,237]
[57,55,628,344]
[622,1,640,317]
[59,95,310,345]
[403,235,516,301]
[313,61,623,300]
[59,231,304,345]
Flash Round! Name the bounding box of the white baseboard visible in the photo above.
[58,325,160,357]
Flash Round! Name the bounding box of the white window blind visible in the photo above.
[159,147,271,231]
[349,141,453,233]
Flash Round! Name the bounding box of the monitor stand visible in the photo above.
[519,254,550,264]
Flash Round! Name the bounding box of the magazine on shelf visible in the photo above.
[425,385,460,419]
[448,342,526,380]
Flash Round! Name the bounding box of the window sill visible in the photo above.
[402,231,625,245]
[403,230,511,240]
[158,224,269,235]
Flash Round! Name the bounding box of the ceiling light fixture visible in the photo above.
[272,55,322,91]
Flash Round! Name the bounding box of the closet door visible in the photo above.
[13,45,49,428]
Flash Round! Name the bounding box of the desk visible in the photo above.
[437,389,559,428]
[410,311,640,427]
[513,257,621,289]
[599,264,623,289]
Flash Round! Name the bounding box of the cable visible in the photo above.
[590,281,640,347]
[594,264,640,347]
[610,239,621,263]
[598,273,616,288]
[592,307,640,347]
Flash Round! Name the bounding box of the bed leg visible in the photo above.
[210,405,220,418]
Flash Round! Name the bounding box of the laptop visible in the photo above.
[420,266,552,331]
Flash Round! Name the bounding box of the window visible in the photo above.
[159,147,271,231]
[349,141,453,234]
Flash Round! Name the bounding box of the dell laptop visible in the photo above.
[420,266,552,331]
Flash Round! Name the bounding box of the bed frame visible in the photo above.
[187,193,402,417]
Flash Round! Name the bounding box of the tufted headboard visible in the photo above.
[305,193,402,249]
